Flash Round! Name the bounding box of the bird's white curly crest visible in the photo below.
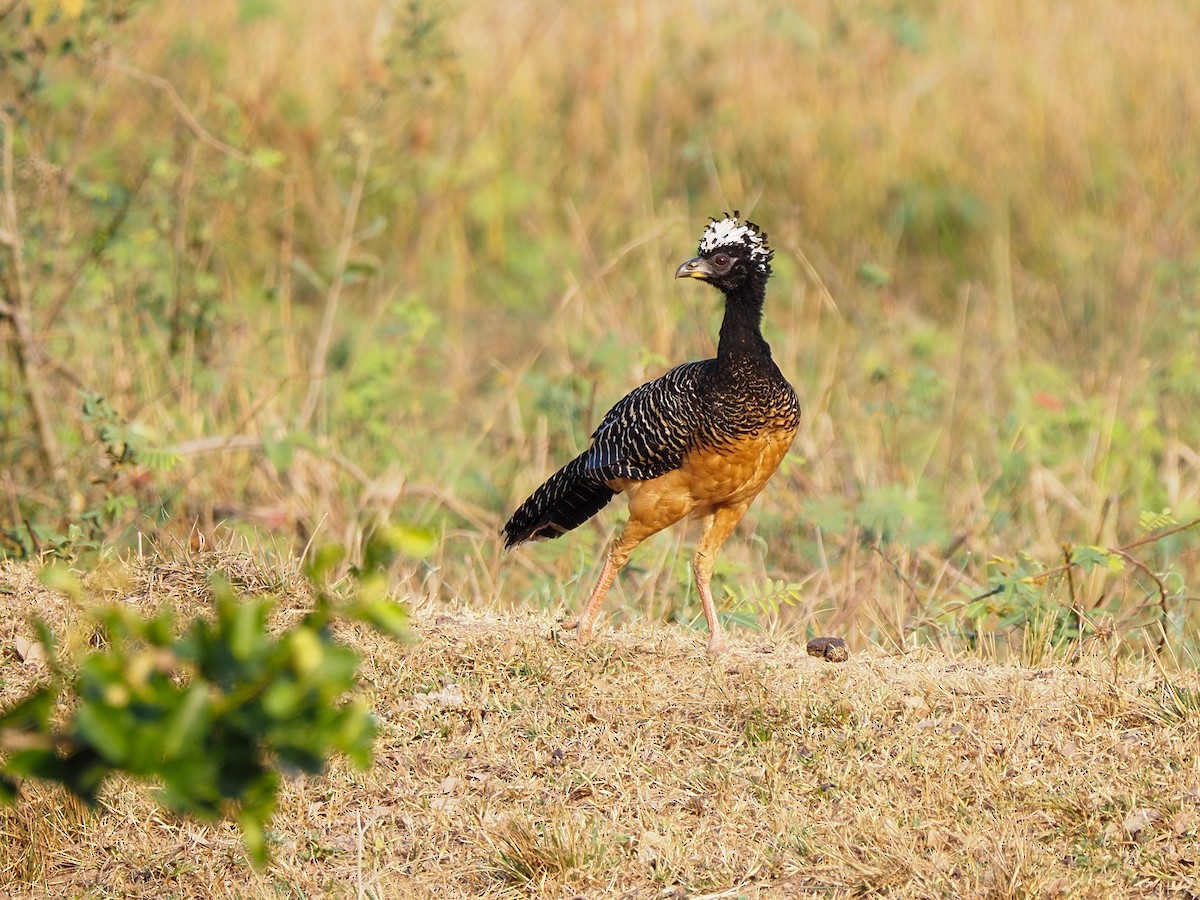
[699,215,771,272]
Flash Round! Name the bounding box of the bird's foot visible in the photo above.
[563,614,596,646]
[706,633,729,655]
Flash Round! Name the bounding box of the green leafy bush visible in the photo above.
[0,555,407,866]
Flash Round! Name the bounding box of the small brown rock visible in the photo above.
[806,636,849,663]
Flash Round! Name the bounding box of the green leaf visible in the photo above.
[144,606,177,647]
[261,434,296,474]
[1071,546,1125,574]
[1,548,388,866]
[206,571,237,605]
[5,745,110,805]
[285,627,324,676]
[59,748,111,805]
[856,261,892,288]
[344,255,381,279]
[250,145,285,168]
[261,679,302,719]
[273,741,326,774]
[720,608,761,631]
[335,701,377,770]
[382,523,439,561]
[1139,508,1177,533]
[157,758,221,818]
[160,683,212,761]
[240,812,268,869]
[228,599,269,662]
[139,447,181,472]
[38,564,84,602]
[238,770,279,869]
[215,746,266,801]
[75,701,132,764]
[3,748,66,782]
[307,642,358,688]
[0,774,17,805]
[304,544,345,584]
[0,687,57,732]
[350,597,410,640]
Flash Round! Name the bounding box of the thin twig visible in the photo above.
[969,585,1004,603]
[1062,542,1084,638]
[1062,543,1077,606]
[870,542,921,599]
[167,435,264,456]
[1114,517,1200,552]
[1109,548,1171,651]
[103,60,290,182]
[1030,518,1200,585]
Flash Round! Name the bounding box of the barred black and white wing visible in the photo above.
[502,360,713,548]
[580,360,713,480]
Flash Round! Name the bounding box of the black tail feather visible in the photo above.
[503,456,617,549]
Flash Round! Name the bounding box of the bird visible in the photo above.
[503,213,800,653]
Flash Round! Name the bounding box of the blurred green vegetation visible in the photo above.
[1,540,409,866]
[1,0,1198,658]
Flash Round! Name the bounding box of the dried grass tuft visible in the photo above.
[482,812,603,886]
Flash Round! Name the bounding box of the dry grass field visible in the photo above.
[2,551,1199,898]
[4,0,1200,895]
[2,0,1199,653]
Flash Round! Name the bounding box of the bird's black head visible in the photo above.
[674,211,773,293]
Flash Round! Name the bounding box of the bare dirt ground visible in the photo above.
[2,555,1199,898]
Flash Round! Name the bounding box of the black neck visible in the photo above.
[716,280,771,369]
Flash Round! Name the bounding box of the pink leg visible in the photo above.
[565,507,684,646]
[693,504,750,654]
[570,555,618,645]
[694,561,729,654]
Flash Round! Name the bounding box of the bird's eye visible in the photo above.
[713,253,731,268]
